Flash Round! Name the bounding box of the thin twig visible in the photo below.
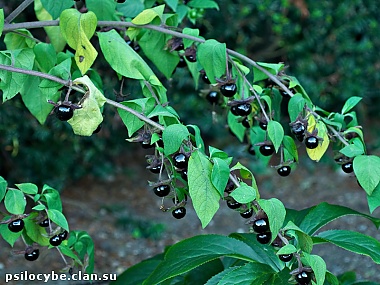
[5,0,35,23]
[327,125,349,146]
[144,80,161,105]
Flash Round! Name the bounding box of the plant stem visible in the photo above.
[5,0,35,23]
[327,125,349,146]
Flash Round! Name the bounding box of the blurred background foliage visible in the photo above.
[1,0,379,187]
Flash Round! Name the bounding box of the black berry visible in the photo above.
[174,43,184,51]
[149,164,163,174]
[252,218,269,233]
[59,231,68,241]
[305,136,319,149]
[295,271,312,285]
[180,170,188,181]
[291,122,306,142]
[93,124,102,134]
[39,219,49,228]
[242,117,250,128]
[226,199,241,209]
[141,141,153,149]
[279,254,293,262]
[256,232,272,244]
[186,54,196,62]
[206,91,219,104]
[8,219,24,233]
[259,122,267,130]
[153,185,171,197]
[236,103,252,116]
[248,145,256,155]
[172,207,186,219]
[173,153,188,169]
[240,208,253,219]
[116,0,126,3]
[54,104,74,121]
[177,57,187,68]
[342,162,353,173]
[220,83,237,97]
[277,166,291,177]
[259,144,275,156]
[49,235,62,247]
[230,105,239,116]
[202,73,211,84]
[25,249,39,261]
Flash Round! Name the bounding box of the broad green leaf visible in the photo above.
[341,96,362,114]
[187,0,219,10]
[148,104,179,120]
[211,158,230,196]
[117,0,144,18]
[162,124,190,155]
[99,30,155,80]
[86,0,117,21]
[209,146,229,160]
[0,176,7,202]
[33,43,57,73]
[288,93,306,122]
[32,204,46,211]
[0,223,23,246]
[132,5,164,25]
[267,121,284,153]
[0,9,4,37]
[282,135,298,162]
[16,183,38,195]
[4,29,36,49]
[47,209,69,232]
[24,213,50,246]
[4,189,26,215]
[367,183,380,214]
[276,244,297,255]
[253,62,284,82]
[302,253,326,285]
[188,151,220,228]
[205,267,240,285]
[282,221,313,253]
[34,0,66,52]
[143,234,262,285]
[306,121,329,162]
[325,272,339,285]
[165,0,178,11]
[42,185,63,212]
[41,0,73,19]
[227,112,245,142]
[198,39,226,84]
[353,155,380,195]
[262,268,291,285]
[316,230,380,264]
[230,182,256,204]
[187,125,205,151]
[261,95,272,113]
[60,9,98,74]
[339,137,365,158]
[299,202,380,235]
[258,198,286,243]
[179,259,225,285]
[182,28,201,48]
[343,127,365,143]
[231,162,258,193]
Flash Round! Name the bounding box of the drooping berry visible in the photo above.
[59,230,68,241]
[240,208,253,219]
[116,0,126,3]
[226,199,241,209]
[186,54,196,62]
[172,207,186,219]
[259,122,267,130]
[252,218,269,233]
[25,249,39,261]
[173,153,188,169]
[202,73,211,84]
[305,136,319,149]
[277,166,291,177]
[149,164,163,174]
[248,145,256,155]
[242,117,250,128]
[291,122,306,142]
[220,83,237,97]
[54,104,74,121]
[279,254,293,262]
[141,141,154,149]
[256,232,272,244]
[295,271,312,285]
[153,185,171,197]
[230,105,239,116]
[206,91,219,104]
[177,57,187,68]
[8,219,24,233]
[342,162,353,173]
[49,235,62,247]
[180,170,188,181]
[259,144,275,156]
[235,103,252,116]
[39,219,49,228]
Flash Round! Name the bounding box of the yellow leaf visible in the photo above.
[132,9,159,25]
[307,112,317,133]
[75,35,98,75]
[306,126,330,162]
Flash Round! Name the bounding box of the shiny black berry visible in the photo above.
[59,230,68,241]
[279,254,293,262]
[248,145,256,155]
[8,219,24,233]
[153,185,171,197]
[252,218,269,233]
[220,83,237,97]
[173,153,188,169]
[342,162,353,173]
[277,166,291,177]
[149,164,163,174]
[242,117,250,128]
[186,54,196,62]
[240,208,253,219]
[259,122,267,130]
[54,104,74,121]
[235,103,252,116]
[25,249,39,261]
[230,105,239,116]
[93,124,102,134]
[174,43,184,51]
[116,0,126,3]
[172,207,186,219]
[259,144,275,156]
[292,123,306,142]
[177,57,187,68]
[39,219,49,228]
[226,199,241,209]
[202,73,211,84]
[305,136,319,149]
[206,91,219,104]
[49,235,62,247]
[256,232,272,244]
[295,271,312,285]
[141,141,154,149]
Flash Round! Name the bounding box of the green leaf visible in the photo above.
[117,0,144,18]
[188,151,220,228]
[276,244,297,255]
[299,202,380,235]
[42,185,62,212]
[41,0,73,19]
[211,158,230,196]
[182,28,201,48]
[267,121,284,153]
[143,234,263,285]
[4,29,36,49]
[33,43,57,73]
[188,125,205,152]
[0,176,7,202]
[288,93,306,122]
[227,112,245,142]
[0,223,23,247]
[261,95,272,114]
[198,39,226,84]
[165,0,178,11]
[179,259,225,285]
[302,253,326,285]
[230,182,257,204]
[86,0,117,21]
[132,6,163,25]
[47,209,69,232]
[209,146,229,160]
[24,213,50,246]
[99,29,155,80]
[316,230,380,264]
[32,204,46,211]
[339,138,365,158]
[253,62,284,82]
[258,198,286,243]
[16,183,38,195]
[60,9,98,74]
[325,271,339,285]
[282,135,298,162]
[282,221,313,253]
[187,0,219,10]
[341,96,362,114]
[230,162,258,192]
[353,155,380,195]
[162,124,190,155]
[0,9,4,37]
[367,183,380,214]
[5,189,26,215]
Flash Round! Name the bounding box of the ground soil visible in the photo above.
[1,147,380,285]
